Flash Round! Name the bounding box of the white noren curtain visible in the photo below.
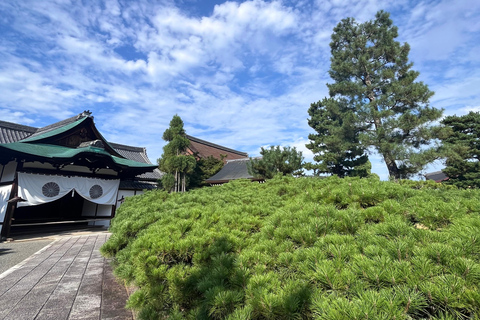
[17,173,119,207]
[0,184,12,223]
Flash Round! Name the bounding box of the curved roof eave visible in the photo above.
[0,143,157,171]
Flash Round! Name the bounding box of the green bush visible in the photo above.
[102,176,480,319]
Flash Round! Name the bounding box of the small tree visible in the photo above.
[248,146,304,179]
[440,111,480,188]
[158,115,196,192]
[189,155,225,189]
[307,97,369,177]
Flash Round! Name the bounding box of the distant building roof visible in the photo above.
[186,135,247,162]
[424,171,449,182]
[0,120,37,144]
[205,158,263,184]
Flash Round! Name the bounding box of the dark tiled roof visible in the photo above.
[27,114,83,139]
[187,135,248,162]
[424,171,449,182]
[0,120,37,144]
[110,142,152,164]
[119,180,158,190]
[136,169,163,180]
[206,158,258,183]
[110,142,163,180]
[0,114,86,143]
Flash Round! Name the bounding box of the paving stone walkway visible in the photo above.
[0,234,133,320]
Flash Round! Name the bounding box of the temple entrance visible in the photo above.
[14,192,84,224]
[9,192,112,238]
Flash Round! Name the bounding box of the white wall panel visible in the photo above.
[1,161,17,183]
[116,190,135,209]
[96,204,112,217]
[82,200,97,217]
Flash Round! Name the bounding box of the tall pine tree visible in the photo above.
[308,10,442,179]
[440,112,480,188]
[158,115,196,192]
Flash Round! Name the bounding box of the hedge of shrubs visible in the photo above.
[101,176,480,319]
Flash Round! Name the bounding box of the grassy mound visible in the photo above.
[101,176,480,319]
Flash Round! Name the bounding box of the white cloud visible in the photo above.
[460,106,480,113]
[0,0,479,179]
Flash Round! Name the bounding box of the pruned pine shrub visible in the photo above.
[101,176,480,319]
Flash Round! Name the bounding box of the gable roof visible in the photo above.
[0,112,159,178]
[424,171,449,182]
[20,117,87,142]
[205,158,262,184]
[23,114,84,141]
[186,135,248,162]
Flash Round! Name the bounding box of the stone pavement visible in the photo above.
[0,233,133,320]
[0,239,53,275]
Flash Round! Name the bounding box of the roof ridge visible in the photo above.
[32,114,85,136]
[226,157,253,163]
[424,170,445,176]
[21,116,88,142]
[186,135,248,156]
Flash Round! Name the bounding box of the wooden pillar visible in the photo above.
[111,204,116,219]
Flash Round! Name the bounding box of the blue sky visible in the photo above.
[0,0,479,179]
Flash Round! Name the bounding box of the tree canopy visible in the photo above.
[189,155,225,189]
[248,146,304,179]
[157,115,196,192]
[307,98,369,177]
[440,111,480,188]
[308,10,442,179]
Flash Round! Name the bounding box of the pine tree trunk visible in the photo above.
[383,153,400,180]
[373,115,400,179]
[369,92,400,180]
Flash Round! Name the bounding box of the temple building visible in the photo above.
[185,135,248,162]
[205,158,262,185]
[0,111,161,239]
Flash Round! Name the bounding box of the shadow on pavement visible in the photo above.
[0,248,13,256]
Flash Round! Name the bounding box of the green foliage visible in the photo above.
[160,173,175,191]
[440,112,480,188]
[307,97,370,177]
[102,177,480,319]
[248,145,304,179]
[189,155,225,189]
[308,10,442,180]
[158,115,196,192]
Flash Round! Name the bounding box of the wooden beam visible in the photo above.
[10,218,112,227]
